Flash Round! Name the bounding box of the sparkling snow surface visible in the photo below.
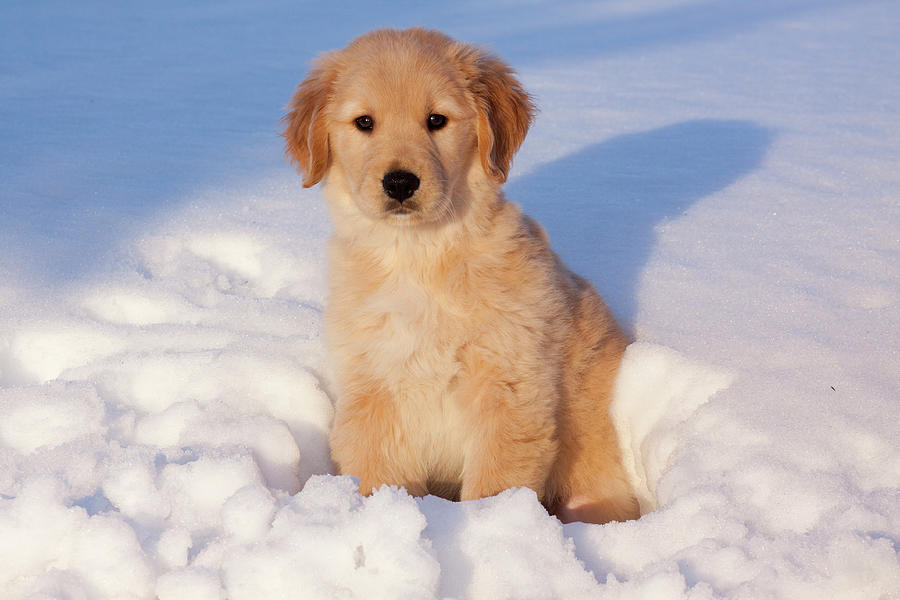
[1,1,898,598]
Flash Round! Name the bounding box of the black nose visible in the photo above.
[382,170,420,201]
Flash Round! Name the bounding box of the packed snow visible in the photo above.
[1,0,898,598]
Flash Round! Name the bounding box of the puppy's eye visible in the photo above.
[427,114,447,131]
[355,115,374,131]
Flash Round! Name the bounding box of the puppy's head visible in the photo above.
[282,28,535,227]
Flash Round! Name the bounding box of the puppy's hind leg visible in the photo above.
[554,477,639,524]
[551,410,640,524]
[553,308,639,524]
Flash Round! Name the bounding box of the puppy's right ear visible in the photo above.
[282,59,334,188]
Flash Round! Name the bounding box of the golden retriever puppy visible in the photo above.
[283,28,639,524]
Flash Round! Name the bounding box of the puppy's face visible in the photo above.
[283,29,536,229]
[326,52,476,225]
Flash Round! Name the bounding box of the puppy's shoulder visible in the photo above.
[468,202,571,305]
[484,201,551,257]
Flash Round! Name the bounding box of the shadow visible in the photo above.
[419,494,475,599]
[860,530,900,554]
[72,489,114,516]
[506,119,772,328]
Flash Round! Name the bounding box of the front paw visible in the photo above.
[356,475,427,498]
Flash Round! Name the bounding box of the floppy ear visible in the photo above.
[282,59,334,188]
[470,53,537,183]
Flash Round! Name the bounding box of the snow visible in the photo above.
[1,0,899,598]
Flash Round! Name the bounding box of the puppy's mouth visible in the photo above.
[384,199,420,217]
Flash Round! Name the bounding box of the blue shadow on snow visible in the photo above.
[506,119,773,329]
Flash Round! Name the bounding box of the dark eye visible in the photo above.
[427,114,447,131]
[355,115,374,131]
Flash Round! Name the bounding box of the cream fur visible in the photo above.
[283,27,639,523]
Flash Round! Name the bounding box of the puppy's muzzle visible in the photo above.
[382,170,420,202]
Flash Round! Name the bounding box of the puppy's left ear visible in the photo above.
[470,54,537,183]
[282,57,335,188]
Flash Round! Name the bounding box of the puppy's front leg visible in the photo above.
[458,368,559,502]
[329,379,427,497]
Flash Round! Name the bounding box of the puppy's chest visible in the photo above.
[334,272,467,382]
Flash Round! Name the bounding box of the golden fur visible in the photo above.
[283,28,639,523]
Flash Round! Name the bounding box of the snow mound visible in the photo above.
[222,476,439,599]
[612,342,734,513]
